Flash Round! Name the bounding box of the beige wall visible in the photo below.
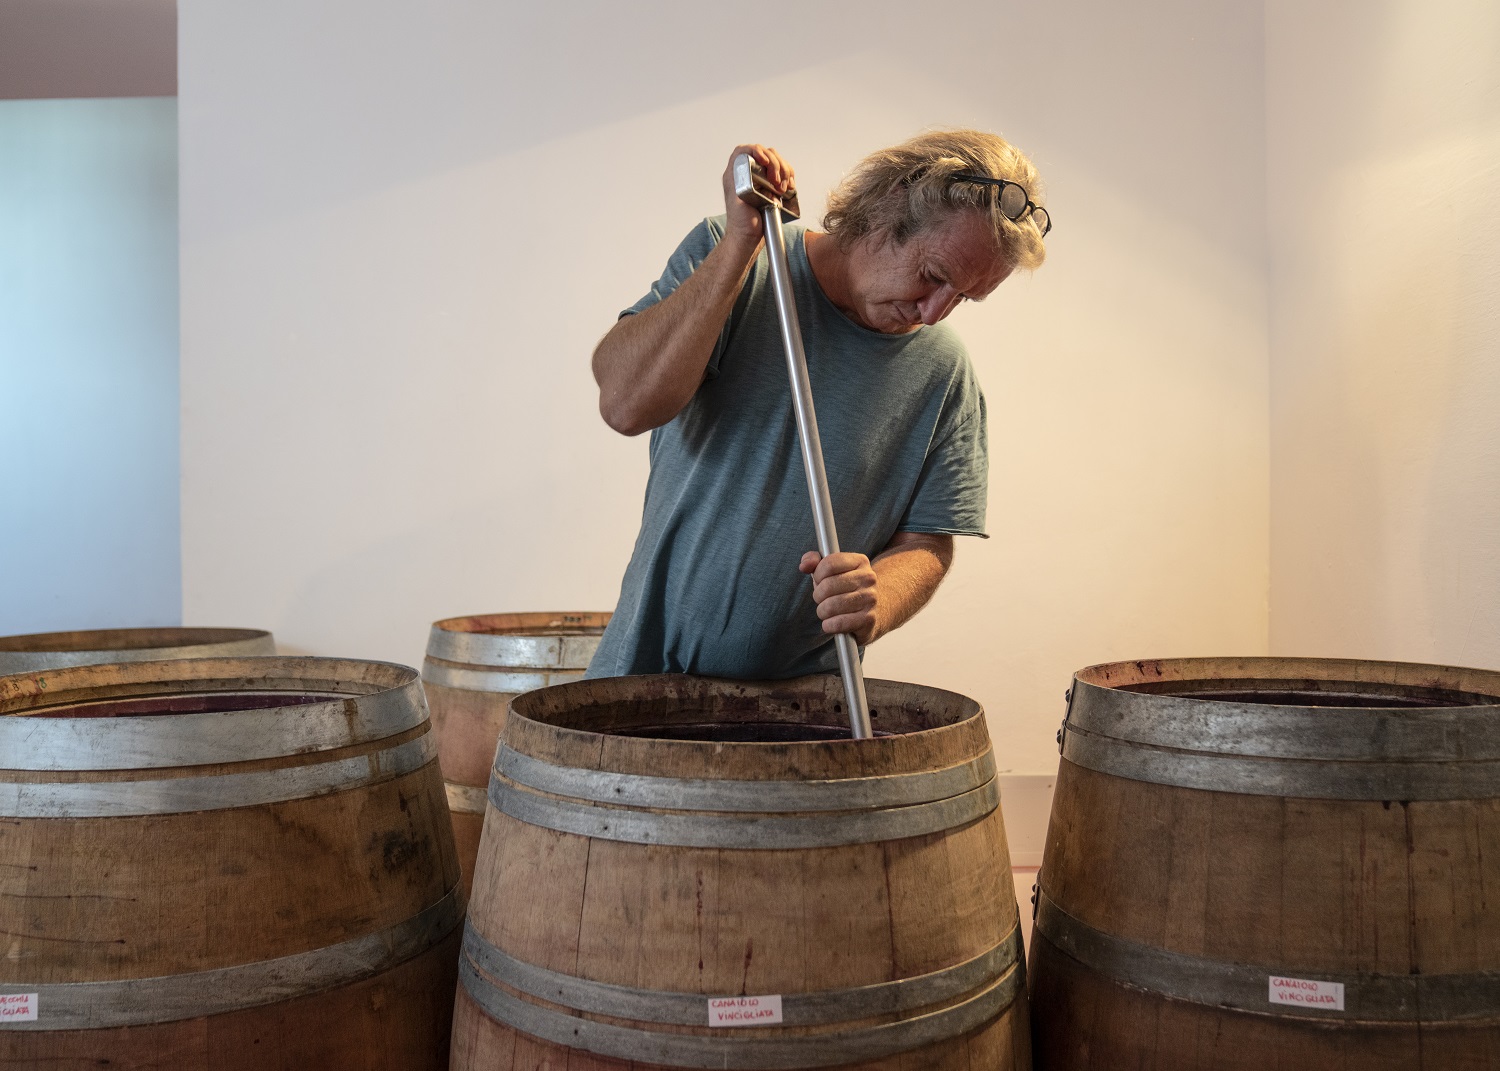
[1267,0,1500,667]
[180,1,1271,774]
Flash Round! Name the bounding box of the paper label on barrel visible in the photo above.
[1268,975,1345,1010]
[707,994,783,1026]
[0,993,38,1022]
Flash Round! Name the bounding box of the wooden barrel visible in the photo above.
[0,626,275,673]
[1030,656,1500,1070]
[451,674,1030,1070]
[0,656,463,1068]
[421,611,608,900]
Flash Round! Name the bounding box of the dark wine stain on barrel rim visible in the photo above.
[23,691,347,718]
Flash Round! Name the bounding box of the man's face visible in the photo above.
[842,210,1013,335]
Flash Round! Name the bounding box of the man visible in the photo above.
[587,129,1049,680]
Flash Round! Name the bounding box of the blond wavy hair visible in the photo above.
[823,129,1047,270]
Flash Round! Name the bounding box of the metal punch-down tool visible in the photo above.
[733,152,874,740]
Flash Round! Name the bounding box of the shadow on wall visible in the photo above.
[184,2,910,238]
[183,0,1267,263]
[275,496,614,670]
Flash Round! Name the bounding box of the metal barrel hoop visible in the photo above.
[0,628,275,674]
[484,743,1000,850]
[458,921,1024,1069]
[0,732,438,818]
[1033,888,1500,1023]
[1060,661,1500,800]
[0,658,438,816]
[423,615,607,672]
[0,885,465,1031]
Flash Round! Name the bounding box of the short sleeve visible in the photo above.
[898,393,990,538]
[620,216,738,378]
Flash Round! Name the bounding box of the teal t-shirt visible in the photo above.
[587,216,988,680]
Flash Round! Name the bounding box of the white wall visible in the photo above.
[1267,0,1500,667]
[180,0,1270,773]
[0,97,181,635]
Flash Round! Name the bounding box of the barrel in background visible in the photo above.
[452,673,1030,1070]
[0,656,462,1068]
[1030,656,1500,1070]
[422,611,608,899]
[0,626,275,673]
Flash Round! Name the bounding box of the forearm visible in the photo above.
[592,233,760,436]
[802,533,953,645]
[866,535,954,643]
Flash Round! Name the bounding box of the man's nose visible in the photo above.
[918,286,962,325]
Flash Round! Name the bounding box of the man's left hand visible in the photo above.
[799,551,879,645]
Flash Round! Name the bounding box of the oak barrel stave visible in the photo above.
[421,611,609,899]
[0,657,463,1069]
[452,673,1030,1070]
[1031,656,1500,1070]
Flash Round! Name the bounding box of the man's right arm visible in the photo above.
[591,143,794,437]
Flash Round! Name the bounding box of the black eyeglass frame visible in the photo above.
[951,172,1052,237]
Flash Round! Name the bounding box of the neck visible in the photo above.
[804,230,854,317]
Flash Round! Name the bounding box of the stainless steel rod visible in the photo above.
[759,201,873,740]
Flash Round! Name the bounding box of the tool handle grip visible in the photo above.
[757,199,872,739]
[733,153,801,221]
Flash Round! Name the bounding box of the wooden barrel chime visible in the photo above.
[421,611,609,899]
[0,626,275,673]
[0,657,462,1069]
[451,673,1032,1070]
[15,627,1500,1070]
[1030,656,1500,1070]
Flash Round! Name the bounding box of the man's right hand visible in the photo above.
[721,143,796,250]
[592,143,794,437]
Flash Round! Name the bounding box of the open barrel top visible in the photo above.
[0,656,417,711]
[14,691,348,719]
[0,626,272,653]
[1076,656,1500,708]
[1062,656,1500,799]
[503,673,988,783]
[429,611,610,638]
[0,627,276,672]
[0,657,427,772]
[424,612,611,672]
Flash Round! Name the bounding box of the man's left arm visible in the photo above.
[798,532,955,646]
